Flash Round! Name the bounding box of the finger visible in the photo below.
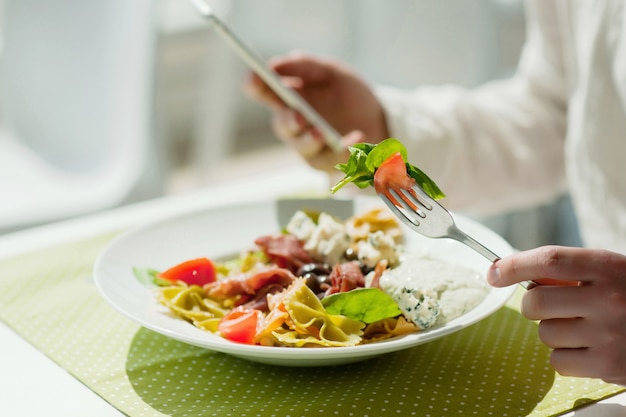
[293,112,313,133]
[306,129,363,168]
[243,70,305,109]
[243,72,286,110]
[307,122,356,151]
[272,107,358,168]
[269,52,332,86]
[272,108,309,139]
[342,130,367,147]
[487,246,607,288]
[272,110,325,158]
[291,130,325,159]
[550,346,626,381]
[304,116,368,146]
[521,285,596,320]
[537,318,595,348]
[549,348,594,378]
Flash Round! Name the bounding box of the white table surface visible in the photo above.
[1,167,625,417]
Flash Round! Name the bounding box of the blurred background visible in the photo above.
[0,0,581,249]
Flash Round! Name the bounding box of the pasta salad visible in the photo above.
[133,208,444,347]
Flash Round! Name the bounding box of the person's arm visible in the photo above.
[378,0,569,215]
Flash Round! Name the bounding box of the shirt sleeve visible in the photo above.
[375,0,569,215]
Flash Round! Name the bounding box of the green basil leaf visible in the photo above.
[406,164,446,200]
[364,138,408,171]
[132,266,169,287]
[322,288,402,324]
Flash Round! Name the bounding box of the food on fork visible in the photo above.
[331,137,445,200]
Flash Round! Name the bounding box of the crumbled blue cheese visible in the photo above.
[394,287,440,329]
[356,230,400,268]
[380,255,488,329]
[285,210,317,241]
[286,209,401,268]
[301,212,350,266]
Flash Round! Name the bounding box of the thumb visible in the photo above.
[486,247,583,288]
[342,129,368,147]
[486,261,507,287]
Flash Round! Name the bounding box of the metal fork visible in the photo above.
[378,184,534,290]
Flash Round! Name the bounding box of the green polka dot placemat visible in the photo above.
[0,233,623,417]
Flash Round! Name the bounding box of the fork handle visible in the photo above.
[447,227,500,263]
[449,227,540,290]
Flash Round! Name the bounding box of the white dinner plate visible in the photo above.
[94,196,517,367]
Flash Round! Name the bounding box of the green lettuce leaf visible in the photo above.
[132,266,171,287]
[322,288,402,324]
[330,137,445,199]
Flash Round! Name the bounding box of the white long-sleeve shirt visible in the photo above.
[377,0,626,254]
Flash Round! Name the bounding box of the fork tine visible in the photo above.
[389,188,426,218]
[379,193,419,227]
[408,185,434,211]
[379,188,401,209]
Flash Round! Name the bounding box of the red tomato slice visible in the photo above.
[373,151,418,209]
[218,308,261,344]
[373,151,416,194]
[158,257,217,286]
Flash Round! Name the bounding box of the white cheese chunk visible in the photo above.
[380,255,488,329]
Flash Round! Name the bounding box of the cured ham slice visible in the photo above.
[205,267,296,308]
[325,261,366,295]
[255,234,313,273]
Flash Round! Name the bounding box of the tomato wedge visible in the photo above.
[218,308,261,344]
[372,151,416,194]
[157,257,217,286]
[373,151,418,209]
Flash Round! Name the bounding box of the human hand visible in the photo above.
[487,245,626,385]
[244,51,389,172]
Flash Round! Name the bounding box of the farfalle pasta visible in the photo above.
[158,285,228,332]
[269,279,364,347]
[362,316,418,342]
